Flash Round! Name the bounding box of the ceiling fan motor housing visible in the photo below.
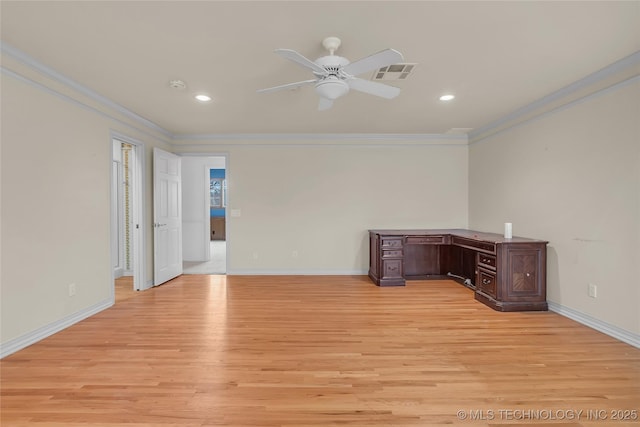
[315,55,350,71]
[313,55,351,100]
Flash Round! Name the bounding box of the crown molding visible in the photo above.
[1,41,172,139]
[1,66,172,147]
[173,133,468,142]
[469,75,640,145]
[5,40,636,145]
[1,42,467,144]
[469,50,640,143]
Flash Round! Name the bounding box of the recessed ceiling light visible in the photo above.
[439,94,455,101]
[195,94,212,102]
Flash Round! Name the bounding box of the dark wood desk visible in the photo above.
[368,229,548,312]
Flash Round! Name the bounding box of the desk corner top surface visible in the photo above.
[368,228,548,244]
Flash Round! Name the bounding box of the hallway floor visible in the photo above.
[183,240,226,274]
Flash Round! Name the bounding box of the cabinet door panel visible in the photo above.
[506,248,543,299]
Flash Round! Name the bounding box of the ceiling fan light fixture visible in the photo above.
[439,94,455,101]
[315,78,349,100]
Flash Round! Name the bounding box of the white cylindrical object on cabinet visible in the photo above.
[504,222,513,239]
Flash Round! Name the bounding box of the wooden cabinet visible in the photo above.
[368,229,548,312]
[486,244,546,311]
[369,235,404,286]
[210,217,226,240]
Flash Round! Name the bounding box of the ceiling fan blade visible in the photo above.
[275,49,327,74]
[347,78,401,99]
[342,49,404,77]
[257,79,317,94]
[318,97,334,111]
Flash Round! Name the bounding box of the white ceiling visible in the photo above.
[1,1,638,136]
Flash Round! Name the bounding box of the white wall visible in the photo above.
[1,50,469,356]
[181,156,225,261]
[469,79,640,337]
[4,44,637,356]
[1,54,172,355]
[174,140,469,273]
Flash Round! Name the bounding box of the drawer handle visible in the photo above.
[526,273,531,277]
[389,266,397,271]
[482,278,491,285]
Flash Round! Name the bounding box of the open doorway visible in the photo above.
[181,155,227,274]
[111,134,146,302]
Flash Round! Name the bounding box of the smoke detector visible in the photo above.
[169,79,187,90]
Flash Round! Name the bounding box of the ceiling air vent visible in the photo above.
[371,63,417,81]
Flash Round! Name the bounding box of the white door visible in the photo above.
[153,147,183,286]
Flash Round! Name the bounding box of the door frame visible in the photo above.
[112,148,125,279]
[180,152,229,271]
[110,132,147,294]
[204,164,211,261]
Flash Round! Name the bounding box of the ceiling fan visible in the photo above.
[257,37,404,111]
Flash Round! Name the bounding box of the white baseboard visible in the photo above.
[139,279,154,291]
[0,298,114,359]
[548,301,639,349]
[226,269,368,276]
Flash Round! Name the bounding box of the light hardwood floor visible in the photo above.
[114,276,137,304]
[2,275,639,426]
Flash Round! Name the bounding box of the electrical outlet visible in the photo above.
[252,252,259,260]
[68,283,76,297]
[292,250,299,258]
[588,283,597,298]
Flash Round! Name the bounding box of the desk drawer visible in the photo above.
[382,249,403,258]
[452,236,496,254]
[381,238,403,248]
[405,235,446,245]
[478,253,497,270]
[382,259,403,278]
[478,268,497,298]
